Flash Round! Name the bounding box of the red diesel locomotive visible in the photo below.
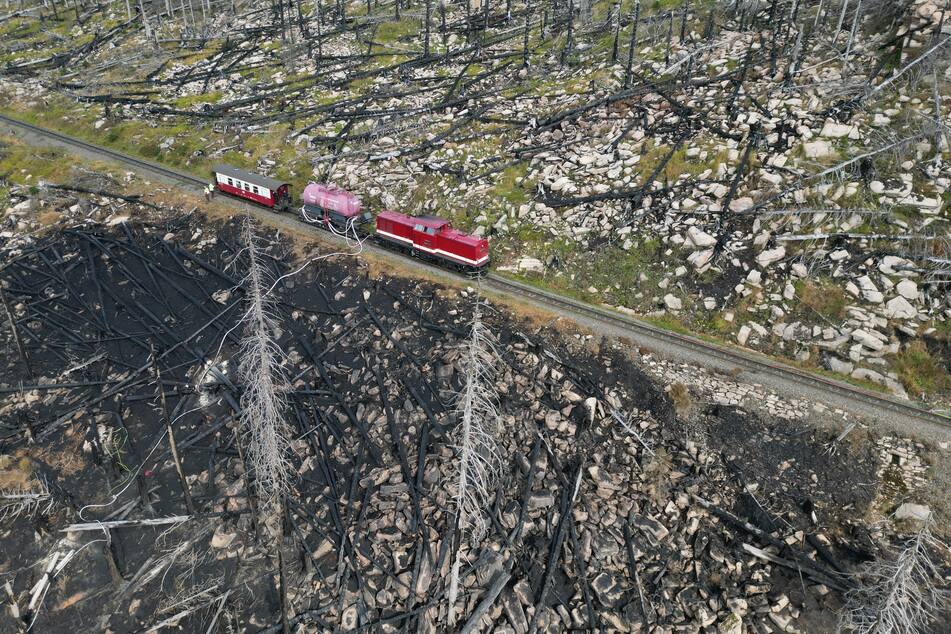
[375,211,490,269]
[212,164,490,272]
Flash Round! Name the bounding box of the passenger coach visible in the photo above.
[213,164,291,211]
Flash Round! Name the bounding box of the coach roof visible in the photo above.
[213,164,288,192]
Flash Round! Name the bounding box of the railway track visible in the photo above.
[1,112,948,433]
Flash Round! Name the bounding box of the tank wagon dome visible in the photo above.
[302,183,362,216]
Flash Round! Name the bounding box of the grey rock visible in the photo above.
[756,246,786,267]
[824,356,854,375]
[513,578,533,606]
[503,590,529,633]
[631,514,669,542]
[686,226,717,248]
[851,329,885,351]
[879,255,912,275]
[591,571,624,607]
[896,279,918,300]
[516,257,545,273]
[895,503,931,522]
[884,296,916,319]
[528,493,555,510]
[721,612,749,634]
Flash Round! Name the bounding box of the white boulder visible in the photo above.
[894,503,931,522]
[825,356,854,375]
[756,246,786,267]
[819,120,860,139]
[851,329,885,351]
[688,249,714,271]
[879,255,911,275]
[516,257,545,273]
[896,279,918,300]
[856,275,884,304]
[737,325,751,346]
[686,226,717,248]
[884,296,916,319]
[803,140,833,158]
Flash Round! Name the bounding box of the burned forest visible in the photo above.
[0,153,947,632]
[1,0,951,632]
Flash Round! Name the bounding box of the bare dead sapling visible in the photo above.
[446,300,503,626]
[0,475,54,523]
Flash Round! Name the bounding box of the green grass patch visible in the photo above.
[492,163,529,205]
[892,341,951,399]
[171,92,224,108]
[0,138,75,185]
[794,278,849,321]
[376,18,419,44]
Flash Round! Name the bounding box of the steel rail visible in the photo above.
[488,275,950,426]
[1,112,948,429]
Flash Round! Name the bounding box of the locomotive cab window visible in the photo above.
[413,224,425,232]
[425,227,436,235]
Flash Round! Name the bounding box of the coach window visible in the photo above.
[252,186,259,194]
[244,183,250,191]
[227,178,233,186]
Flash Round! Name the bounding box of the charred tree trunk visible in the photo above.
[523,0,532,65]
[664,10,673,66]
[842,0,863,71]
[483,0,490,51]
[728,44,753,118]
[834,0,849,44]
[625,0,639,87]
[561,0,574,66]
[611,1,621,62]
[0,284,32,380]
[424,0,431,56]
[679,0,688,43]
[441,0,448,57]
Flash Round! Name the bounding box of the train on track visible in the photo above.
[212,164,490,272]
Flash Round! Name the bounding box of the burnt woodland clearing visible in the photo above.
[0,187,939,632]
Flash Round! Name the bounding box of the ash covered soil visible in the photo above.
[0,209,925,633]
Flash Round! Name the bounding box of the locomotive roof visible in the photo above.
[413,215,450,229]
[441,227,485,246]
[378,210,449,229]
[213,164,288,191]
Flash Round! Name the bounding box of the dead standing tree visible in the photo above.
[625,0,640,88]
[837,518,950,634]
[236,217,294,514]
[446,300,503,627]
[235,217,296,632]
